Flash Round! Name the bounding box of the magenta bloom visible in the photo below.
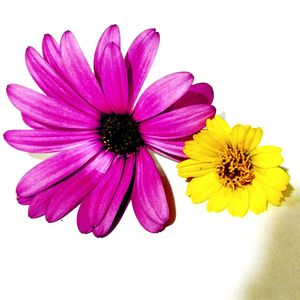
[4,25,215,237]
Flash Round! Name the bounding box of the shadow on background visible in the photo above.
[28,153,54,160]
[243,185,300,299]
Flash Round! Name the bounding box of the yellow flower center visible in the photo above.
[217,148,255,189]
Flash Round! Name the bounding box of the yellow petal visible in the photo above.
[179,168,212,178]
[254,167,289,191]
[193,130,226,152]
[187,147,220,159]
[191,181,222,203]
[227,187,249,217]
[183,147,218,163]
[251,146,283,168]
[231,124,251,149]
[187,172,219,197]
[244,127,263,153]
[250,145,282,156]
[184,141,218,159]
[187,171,218,194]
[206,116,232,145]
[247,181,267,214]
[207,185,232,212]
[178,162,204,173]
[206,116,231,133]
[177,158,199,168]
[178,161,212,172]
[256,179,283,206]
[178,159,214,178]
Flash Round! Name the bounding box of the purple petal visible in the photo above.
[7,84,99,130]
[16,141,102,198]
[18,197,32,205]
[125,29,159,111]
[100,42,129,114]
[147,145,183,162]
[167,83,214,111]
[94,25,120,81]
[77,158,124,233]
[143,136,187,159]
[22,114,48,129]
[4,129,99,153]
[131,147,170,231]
[140,104,216,139]
[42,34,66,79]
[131,195,165,233]
[60,31,111,113]
[132,72,193,122]
[26,47,99,117]
[45,166,102,223]
[28,150,114,220]
[93,155,135,237]
[28,186,55,218]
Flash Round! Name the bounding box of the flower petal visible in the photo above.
[22,114,48,129]
[193,130,227,152]
[247,181,267,214]
[18,197,32,205]
[28,187,55,218]
[183,140,219,162]
[77,158,124,233]
[251,146,283,168]
[227,188,249,217]
[177,159,213,178]
[60,31,111,113]
[45,165,102,222]
[244,127,263,153]
[258,182,283,206]
[131,147,170,230]
[94,24,120,81]
[206,116,232,145]
[131,194,165,233]
[144,136,186,159]
[4,129,99,153]
[167,83,214,111]
[254,167,289,191]
[17,141,102,197]
[93,155,135,237]
[231,124,251,149]
[42,34,66,78]
[132,72,194,122]
[26,46,99,117]
[146,145,184,162]
[207,185,232,212]
[100,42,129,114]
[7,84,99,130]
[125,28,159,111]
[140,104,216,139]
[187,172,220,201]
[27,150,114,220]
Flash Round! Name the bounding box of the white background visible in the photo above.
[0,0,300,299]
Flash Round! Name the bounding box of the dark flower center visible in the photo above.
[99,114,144,156]
[217,147,255,189]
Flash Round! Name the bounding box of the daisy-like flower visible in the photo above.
[177,116,289,216]
[4,25,216,237]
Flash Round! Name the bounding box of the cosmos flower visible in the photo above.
[177,116,289,216]
[4,25,216,237]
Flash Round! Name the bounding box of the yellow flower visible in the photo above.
[177,116,290,216]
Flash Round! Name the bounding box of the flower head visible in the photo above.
[177,116,289,216]
[4,25,215,237]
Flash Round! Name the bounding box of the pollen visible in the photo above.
[99,114,144,156]
[217,147,255,189]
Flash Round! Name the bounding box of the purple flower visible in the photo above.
[4,25,216,237]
